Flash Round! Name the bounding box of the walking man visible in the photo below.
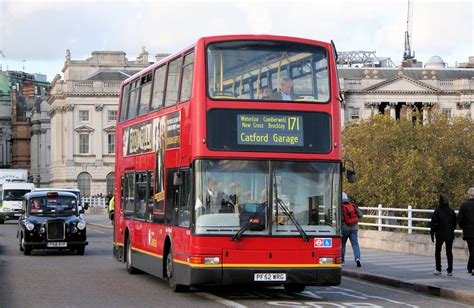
[341,192,363,267]
[430,194,457,276]
[458,187,474,276]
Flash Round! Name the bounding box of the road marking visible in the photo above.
[300,291,322,299]
[331,286,417,307]
[267,301,381,307]
[343,277,411,294]
[88,229,105,234]
[196,292,248,308]
[344,276,470,306]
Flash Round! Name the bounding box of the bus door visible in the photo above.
[165,168,192,255]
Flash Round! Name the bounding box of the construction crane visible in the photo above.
[403,0,415,60]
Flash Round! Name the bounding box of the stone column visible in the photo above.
[50,107,62,165]
[341,101,346,126]
[40,129,46,171]
[66,104,74,163]
[95,104,104,164]
[406,102,414,120]
[422,102,434,124]
[389,102,397,119]
[365,102,379,117]
[422,103,428,124]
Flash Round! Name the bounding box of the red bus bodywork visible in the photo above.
[113,35,343,291]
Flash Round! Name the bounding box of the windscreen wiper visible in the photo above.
[273,173,309,242]
[232,202,267,242]
[275,198,309,242]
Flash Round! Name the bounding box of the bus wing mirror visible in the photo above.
[173,172,183,186]
[343,159,357,183]
[347,170,357,183]
[83,202,90,210]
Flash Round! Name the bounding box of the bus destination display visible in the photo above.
[237,114,304,146]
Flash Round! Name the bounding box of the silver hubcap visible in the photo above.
[127,241,131,268]
[166,254,172,279]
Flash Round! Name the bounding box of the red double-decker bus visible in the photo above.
[113,35,353,292]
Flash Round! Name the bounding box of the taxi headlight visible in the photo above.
[77,221,86,230]
[26,222,35,231]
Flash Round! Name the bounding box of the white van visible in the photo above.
[0,182,35,223]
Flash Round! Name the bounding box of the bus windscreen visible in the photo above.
[207,40,329,102]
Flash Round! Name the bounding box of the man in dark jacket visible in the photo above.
[458,187,474,276]
[430,194,457,276]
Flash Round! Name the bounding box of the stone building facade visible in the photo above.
[11,92,32,169]
[48,50,151,196]
[29,97,51,187]
[0,71,49,168]
[339,58,474,126]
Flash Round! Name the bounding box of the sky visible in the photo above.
[0,0,473,82]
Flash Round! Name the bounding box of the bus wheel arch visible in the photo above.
[125,228,139,274]
[163,236,188,292]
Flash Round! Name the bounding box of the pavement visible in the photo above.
[84,211,474,305]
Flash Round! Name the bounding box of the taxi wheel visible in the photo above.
[0,218,4,224]
[165,247,188,292]
[20,234,31,255]
[126,237,138,274]
[76,246,85,255]
[19,234,24,251]
[283,284,306,293]
[22,235,31,256]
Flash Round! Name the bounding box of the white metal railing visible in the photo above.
[359,204,462,234]
[81,197,107,208]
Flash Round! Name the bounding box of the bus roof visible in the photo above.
[122,34,332,85]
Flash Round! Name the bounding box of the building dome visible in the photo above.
[425,56,446,68]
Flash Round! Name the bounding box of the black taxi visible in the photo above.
[17,191,88,255]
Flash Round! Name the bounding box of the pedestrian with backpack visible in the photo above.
[430,193,457,276]
[341,192,363,267]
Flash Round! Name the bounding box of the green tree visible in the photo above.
[342,111,474,209]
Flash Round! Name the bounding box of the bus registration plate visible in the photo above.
[254,273,286,281]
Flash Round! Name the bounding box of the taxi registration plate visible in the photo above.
[254,273,286,281]
[47,242,67,248]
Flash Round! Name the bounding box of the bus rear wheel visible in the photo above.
[165,247,189,292]
[126,237,139,274]
[283,284,306,293]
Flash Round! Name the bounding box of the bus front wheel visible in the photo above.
[165,247,189,292]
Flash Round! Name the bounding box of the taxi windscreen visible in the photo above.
[29,197,78,215]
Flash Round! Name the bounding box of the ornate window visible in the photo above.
[79,134,89,154]
[79,110,90,122]
[106,172,115,195]
[108,110,117,122]
[107,133,115,154]
[78,172,92,197]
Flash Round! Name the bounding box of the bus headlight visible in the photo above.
[204,257,220,265]
[77,221,86,230]
[26,222,35,231]
[319,257,334,264]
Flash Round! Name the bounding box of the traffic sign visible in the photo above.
[314,238,332,248]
